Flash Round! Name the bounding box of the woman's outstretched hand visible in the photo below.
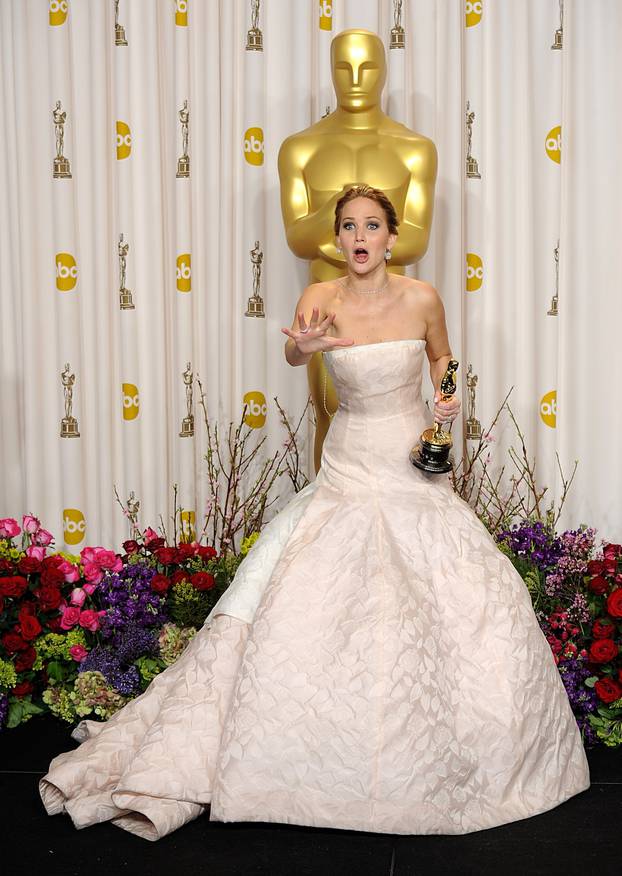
[281,305,355,354]
[433,391,462,424]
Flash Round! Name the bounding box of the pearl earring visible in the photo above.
[385,249,392,260]
[336,246,342,253]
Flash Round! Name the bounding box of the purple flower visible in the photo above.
[97,562,168,636]
[78,646,141,696]
[557,656,599,747]
[0,693,8,730]
[497,521,563,572]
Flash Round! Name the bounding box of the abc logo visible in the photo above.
[63,508,85,546]
[466,253,483,292]
[56,253,78,291]
[175,0,188,26]
[122,383,140,420]
[116,121,132,160]
[545,125,561,163]
[49,0,68,26]
[319,0,333,30]
[243,391,267,429]
[540,390,557,428]
[465,1,483,27]
[180,509,196,542]
[176,253,192,292]
[244,127,264,166]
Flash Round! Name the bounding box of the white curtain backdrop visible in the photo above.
[0,0,620,551]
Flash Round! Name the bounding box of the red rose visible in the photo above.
[11,681,34,699]
[18,557,42,575]
[47,616,62,632]
[0,576,29,598]
[151,573,171,594]
[197,545,217,560]
[0,558,13,574]
[592,618,616,639]
[594,677,622,704]
[191,572,215,591]
[171,569,189,587]
[606,588,622,618]
[146,537,165,552]
[589,638,619,663]
[588,560,605,576]
[588,576,609,596]
[34,584,62,611]
[603,543,622,559]
[123,540,140,554]
[0,595,3,613]
[19,613,42,641]
[14,646,37,672]
[176,543,196,562]
[41,566,64,587]
[604,557,618,574]
[2,632,28,653]
[156,547,177,565]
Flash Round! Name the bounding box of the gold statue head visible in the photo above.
[331,30,386,112]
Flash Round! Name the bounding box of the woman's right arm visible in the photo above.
[281,284,354,366]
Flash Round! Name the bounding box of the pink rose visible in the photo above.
[69,587,87,607]
[0,518,21,538]
[69,644,88,662]
[143,527,160,544]
[82,582,97,596]
[26,545,46,561]
[83,562,104,584]
[78,609,101,632]
[57,559,80,583]
[94,549,122,572]
[22,514,41,534]
[33,528,54,547]
[60,606,81,630]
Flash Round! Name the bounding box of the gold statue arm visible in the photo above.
[391,141,438,265]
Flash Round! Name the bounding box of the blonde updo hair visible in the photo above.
[334,184,400,236]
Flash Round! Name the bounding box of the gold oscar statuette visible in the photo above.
[278,29,438,473]
[551,0,563,50]
[245,240,265,317]
[60,362,80,438]
[115,0,128,46]
[118,233,135,310]
[52,101,72,179]
[410,360,459,473]
[126,491,140,538]
[390,0,405,49]
[465,363,482,441]
[548,239,559,316]
[179,362,195,437]
[246,0,263,51]
[466,101,481,179]
[177,100,190,178]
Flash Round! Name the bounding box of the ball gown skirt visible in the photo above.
[39,339,590,841]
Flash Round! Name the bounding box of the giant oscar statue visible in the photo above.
[278,29,437,472]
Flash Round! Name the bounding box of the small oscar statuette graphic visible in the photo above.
[466,101,481,179]
[115,0,128,46]
[551,0,563,50]
[52,101,72,179]
[176,100,190,178]
[322,105,332,118]
[126,491,140,538]
[465,364,482,441]
[179,362,195,437]
[390,0,405,49]
[410,359,459,473]
[548,239,559,316]
[60,362,80,438]
[118,233,135,310]
[245,240,265,318]
[246,0,263,51]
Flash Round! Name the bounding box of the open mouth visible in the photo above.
[353,247,369,263]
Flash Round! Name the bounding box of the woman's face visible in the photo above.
[336,197,396,275]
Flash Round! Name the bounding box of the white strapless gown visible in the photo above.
[39,339,590,841]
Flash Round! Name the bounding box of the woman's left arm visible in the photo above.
[420,284,462,423]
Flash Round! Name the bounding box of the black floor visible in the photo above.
[0,716,619,876]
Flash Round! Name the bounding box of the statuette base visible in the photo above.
[246,28,263,51]
[115,24,128,46]
[245,296,265,318]
[53,157,72,179]
[176,156,190,178]
[179,416,194,438]
[551,30,563,50]
[61,417,80,438]
[466,156,481,179]
[466,419,482,441]
[120,288,135,310]
[390,26,405,49]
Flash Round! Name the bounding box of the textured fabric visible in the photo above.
[39,340,590,840]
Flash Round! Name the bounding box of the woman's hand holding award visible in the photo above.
[410,359,459,474]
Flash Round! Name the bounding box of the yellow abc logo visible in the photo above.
[243,391,267,429]
[56,252,78,291]
[545,125,561,163]
[244,127,264,166]
[540,390,557,428]
[180,509,196,542]
[176,253,192,292]
[319,0,333,30]
[63,508,86,546]
[466,253,483,292]
[122,383,140,420]
[175,0,188,26]
[116,121,132,159]
[465,0,483,27]
[49,0,68,26]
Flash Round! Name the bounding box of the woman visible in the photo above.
[40,185,590,841]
